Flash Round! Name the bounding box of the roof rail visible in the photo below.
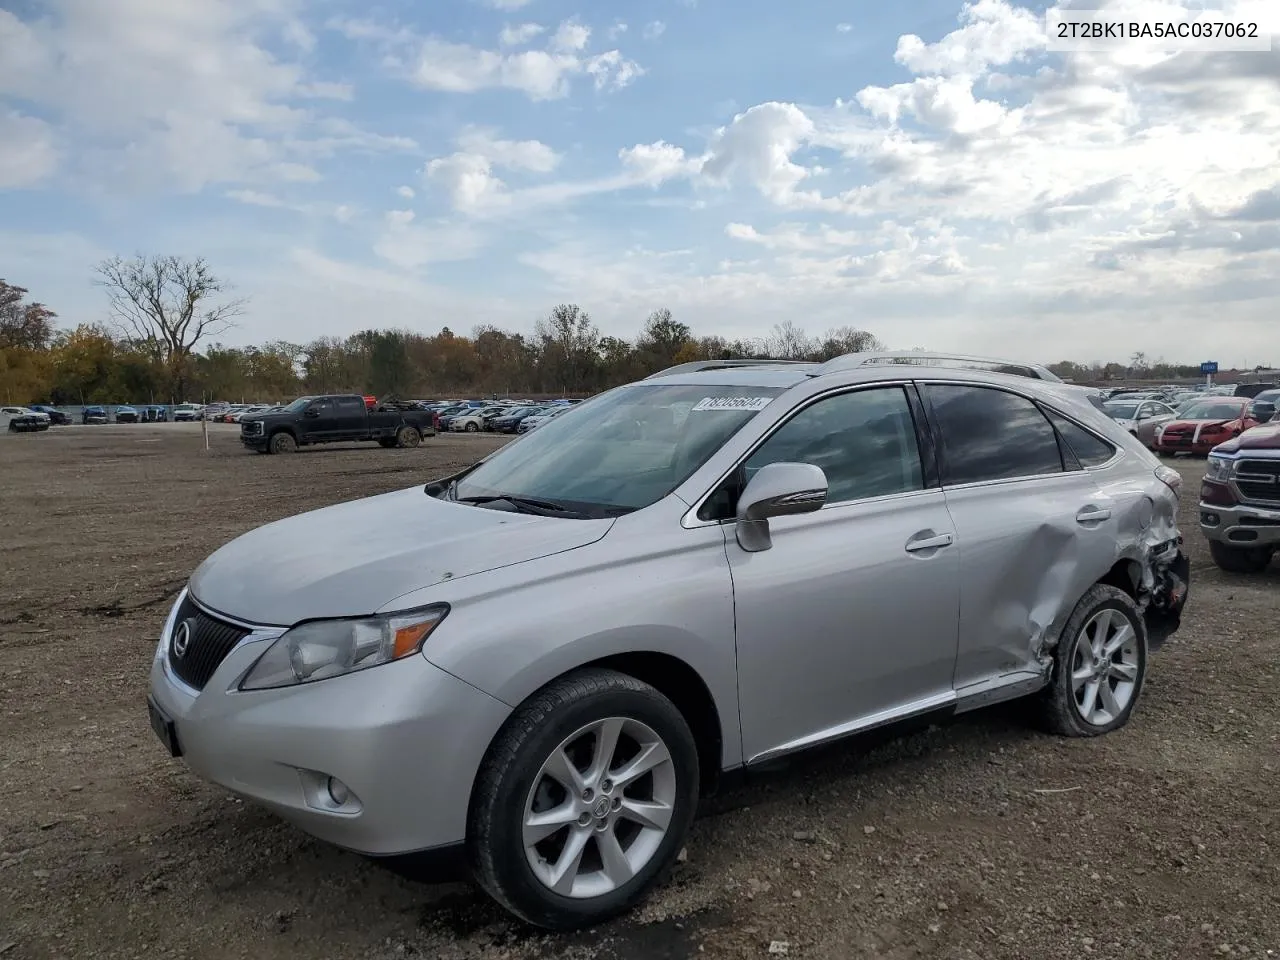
[810,351,1063,383]
[643,359,811,380]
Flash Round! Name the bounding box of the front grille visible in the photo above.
[167,595,252,690]
[1236,459,1280,505]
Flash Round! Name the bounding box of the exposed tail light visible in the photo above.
[1155,465,1182,493]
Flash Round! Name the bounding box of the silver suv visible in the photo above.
[147,356,1191,929]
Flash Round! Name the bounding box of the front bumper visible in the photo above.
[1200,500,1280,548]
[147,592,512,855]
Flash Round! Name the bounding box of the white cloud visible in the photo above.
[0,110,58,188]
[456,128,560,172]
[836,23,853,33]
[499,22,544,46]
[478,0,534,10]
[373,217,485,269]
[425,128,562,213]
[642,21,666,40]
[607,21,628,41]
[397,185,416,199]
[551,20,591,52]
[226,188,287,208]
[336,16,642,101]
[619,141,700,186]
[0,2,399,193]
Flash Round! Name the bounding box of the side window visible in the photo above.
[336,397,364,413]
[742,387,924,504]
[923,384,1063,485]
[1043,410,1117,468]
[310,399,333,414]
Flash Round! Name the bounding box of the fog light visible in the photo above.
[327,777,350,806]
[1201,512,1220,526]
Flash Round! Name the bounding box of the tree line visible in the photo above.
[0,258,887,405]
[0,258,1257,406]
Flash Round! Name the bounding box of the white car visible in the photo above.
[2,406,51,432]
[172,403,204,422]
[229,405,272,423]
[516,407,569,433]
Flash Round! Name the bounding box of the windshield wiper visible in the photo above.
[455,494,589,518]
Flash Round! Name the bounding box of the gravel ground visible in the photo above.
[1,424,1277,960]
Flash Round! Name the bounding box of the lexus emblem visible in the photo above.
[172,620,192,658]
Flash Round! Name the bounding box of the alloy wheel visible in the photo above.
[1070,608,1140,726]
[522,717,676,899]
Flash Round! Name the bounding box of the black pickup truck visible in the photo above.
[239,395,437,454]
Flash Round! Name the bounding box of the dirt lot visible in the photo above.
[1,423,1277,960]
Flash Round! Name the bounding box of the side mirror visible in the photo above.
[734,462,828,553]
[1250,401,1275,422]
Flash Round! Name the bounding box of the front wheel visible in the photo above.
[1039,584,1147,737]
[269,432,297,454]
[467,668,699,930]
[1209,540,1273,573]
[466,422,479,432]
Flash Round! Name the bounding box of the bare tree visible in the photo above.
[95,255,246,401]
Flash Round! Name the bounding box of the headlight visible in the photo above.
[239,605,449,691]
[1205,455,1234,482]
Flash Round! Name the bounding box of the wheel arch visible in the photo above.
[471,651,725,800]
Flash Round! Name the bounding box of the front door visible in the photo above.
[300,398,336,441]
[727,385,961,765]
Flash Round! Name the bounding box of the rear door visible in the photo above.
[332,396,369,439]
[917,381,1119,694]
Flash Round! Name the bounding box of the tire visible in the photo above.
[269,431,297,454]
[395,426,421,449]
[1039,584,1147,738]
[1209,540,1273,573]
[466,422,479,432]
[467,668,699,931]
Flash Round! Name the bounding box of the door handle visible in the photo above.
[905,532,953,553]
[1076,506,1112,524]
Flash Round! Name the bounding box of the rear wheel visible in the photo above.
[395,426,421,448]
[269,431,297,454]
[1209,540,1273,573]
[466,422,479,432]
[467,668,699,930]
[1039,584,1147,737]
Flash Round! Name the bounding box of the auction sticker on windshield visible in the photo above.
[691,397,774,412]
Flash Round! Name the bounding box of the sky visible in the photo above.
[1,0,1278,368]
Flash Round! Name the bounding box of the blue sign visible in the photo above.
[1200,361,1218,375]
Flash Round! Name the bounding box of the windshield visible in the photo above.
[1182,401,1245,420]
[452,383,788,516]
[1103,402,1139,420]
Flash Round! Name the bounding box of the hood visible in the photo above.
[1211,421,1280,453]
[188,486,614,626]
[1162,416,1238,431]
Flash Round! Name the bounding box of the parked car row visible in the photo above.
[429,398,583,434]
[1102,393,1277,454]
